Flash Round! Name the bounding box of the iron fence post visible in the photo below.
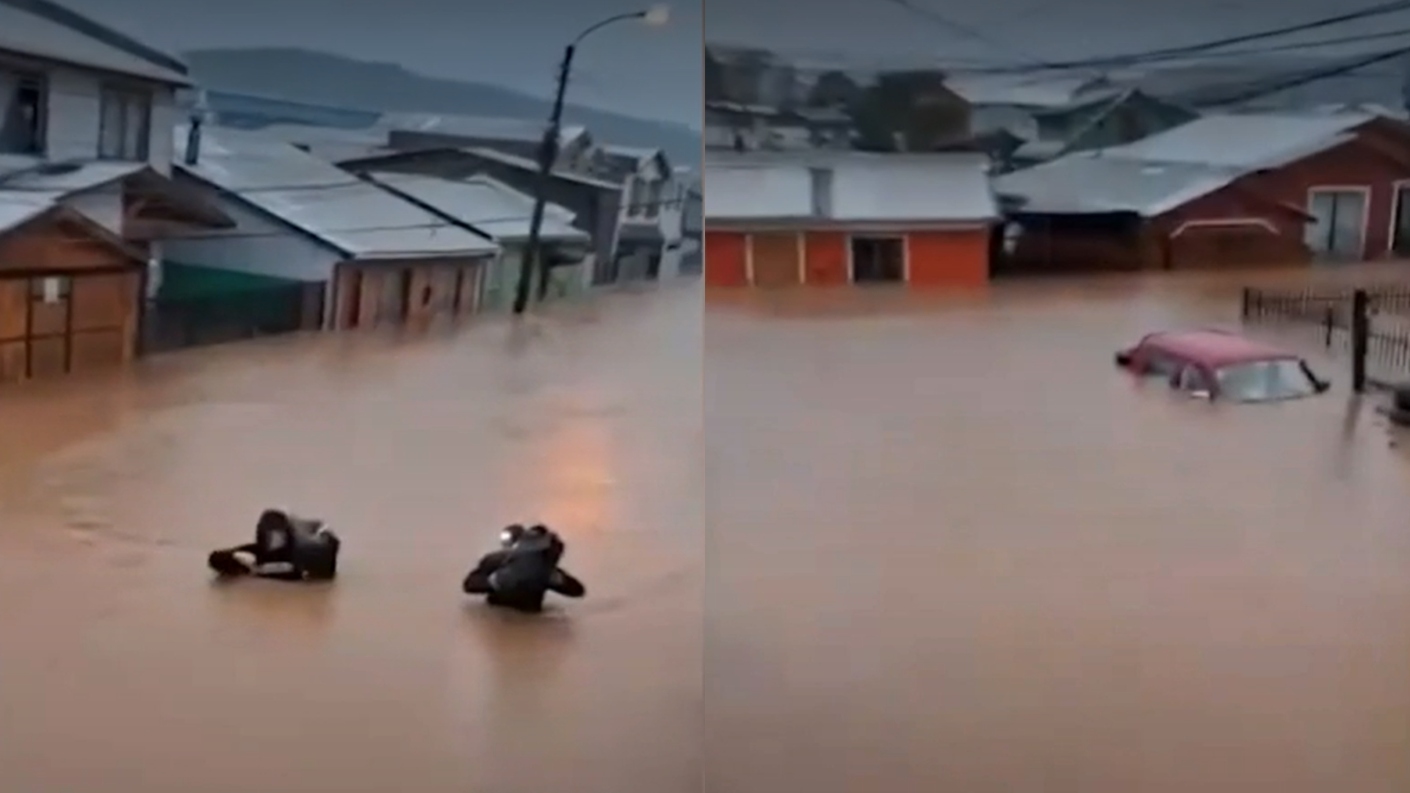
[1351,289,1369,393]
[1240,287,1250,319]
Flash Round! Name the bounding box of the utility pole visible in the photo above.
[514,46,575,315]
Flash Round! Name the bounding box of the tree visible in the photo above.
[807,70,860,108]
[847,70,970,152]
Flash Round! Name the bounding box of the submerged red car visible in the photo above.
[1114,329,1330,402]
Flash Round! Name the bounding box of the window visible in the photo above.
[98,87,150,160]
[1214,359,1322,403]
[0,69,44,154]
[626,178,646,217]
[644,179,663,218]
[1176,365,1212,396]
[851,236,905,283]
[30,276,70,304]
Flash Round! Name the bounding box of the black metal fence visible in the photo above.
[1239,285,1410,390]
[141,281,325,354]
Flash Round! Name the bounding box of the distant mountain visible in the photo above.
[183,47,701,166]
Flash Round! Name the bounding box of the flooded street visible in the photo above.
[0,284,701,793]
[706,271,1410,793]
[8,267,1410,792]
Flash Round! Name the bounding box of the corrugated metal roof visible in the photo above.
[0,160,145,197]
[0,191,56,232]
[464,147,623,189]
[0,1,188,84]
[946,75,1120,108]
[255,124,389,146]
[994,154,1245,216]
[364,172,586,243]
[174,126,498,259]
[1099,112,1374,169]
[377,112,588,145]
[706,152,997,223]
[704,165,812,220]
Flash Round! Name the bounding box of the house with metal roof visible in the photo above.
[333,146,635,288]
[704,151,999,289]
[993,111,1410,273]
[0,0,264,381]
[361,171,592,310]
[167,126,500,331]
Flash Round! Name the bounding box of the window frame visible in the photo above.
[0,63,48,155]
[29,275,71,304]
[97,83,152,161]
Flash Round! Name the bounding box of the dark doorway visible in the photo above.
[850,236,905,283]
[1394,185,1410,255]
[343,269,362,328]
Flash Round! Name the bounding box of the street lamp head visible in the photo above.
[641,4,669,26]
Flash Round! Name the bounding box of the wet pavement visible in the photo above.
[705,269,1410,793]
[0,283,701,793]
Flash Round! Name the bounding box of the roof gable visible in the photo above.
[0,0,188,84]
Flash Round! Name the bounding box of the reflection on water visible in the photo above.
[0,284,701,793]
[706,268,1410,793]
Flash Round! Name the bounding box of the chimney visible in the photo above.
[809,167,832,217]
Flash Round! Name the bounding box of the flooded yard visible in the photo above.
[705,269,1410,793]
[0,283,702,793]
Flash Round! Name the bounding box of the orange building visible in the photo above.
[704,152,998,289]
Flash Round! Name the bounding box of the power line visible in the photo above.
[1198,45,1410,106]
[966,0,1410,74]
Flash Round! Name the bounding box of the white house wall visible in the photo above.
[42,64,178,171]
[147,90,177,175]
[161,189,340,283]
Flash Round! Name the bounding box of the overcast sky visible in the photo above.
[55,0,1410,127]
[59,0,704,125]
[705,0,1410,70]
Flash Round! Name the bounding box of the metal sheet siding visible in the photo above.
[44,67,100,161]
[60,189,122,233]
[160,191,340,283]
[147,89,177,175]
[40,65,179,172]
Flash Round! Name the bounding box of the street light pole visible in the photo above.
[512,7,670,315]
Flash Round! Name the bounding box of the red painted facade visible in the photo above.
[705,226,992,289]
[1157,118,1410,260]
[1008,118,1410,274]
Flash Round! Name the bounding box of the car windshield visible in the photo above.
[1213,359,1319,402]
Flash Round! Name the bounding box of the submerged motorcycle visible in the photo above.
[462,524,586,612]
[208,509,341,581]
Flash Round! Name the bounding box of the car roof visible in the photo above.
[1140,329,1302,368]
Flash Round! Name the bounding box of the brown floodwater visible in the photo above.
[8,267,1410,792]
[0,283,702,793]
[705,267,1410,793]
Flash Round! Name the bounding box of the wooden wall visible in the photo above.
[0,216,142,385]
[332,257,487,330]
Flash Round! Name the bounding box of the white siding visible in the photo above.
[147,89,177,175]
[60,188,122,232]
[161,190,340,283]
[38,62,178,170]
[44,67,100,161]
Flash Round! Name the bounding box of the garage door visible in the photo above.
[748,232,802,288]
[0,270,139,384]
